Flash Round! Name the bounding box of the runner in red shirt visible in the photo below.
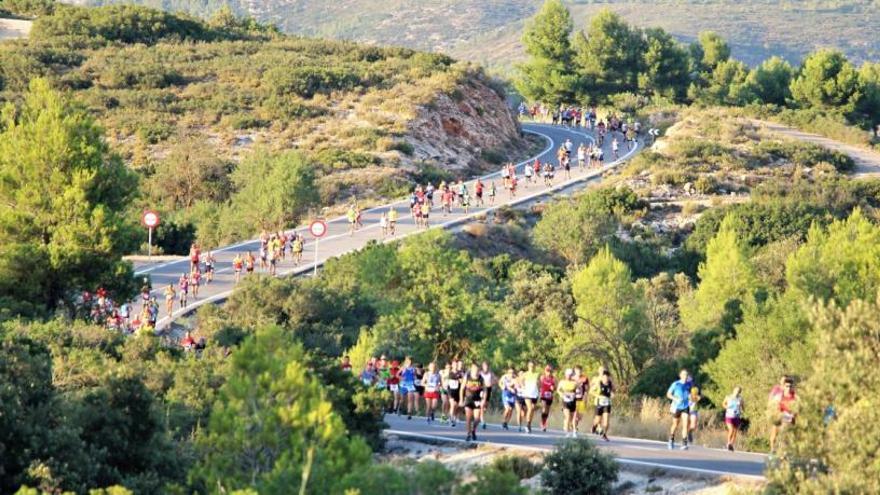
[539,365,557,432]
[475,179,484,207]
[341,355,352,372]
[769,376,797,452]
[388,360,402,414]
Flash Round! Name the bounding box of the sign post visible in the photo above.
[308,220,327,276]
[141,210,160,259]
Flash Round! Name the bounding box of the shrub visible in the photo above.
[491,455,542,480]
[541,439,618,495]
[459,465,526,495]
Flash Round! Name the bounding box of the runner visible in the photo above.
[189,243,200,272]
[341,355,352,372]
[488,181,496,205]
[388,207,398,236]
[423,362,442,423]
[360,361,377,387]
[558,368,578,437]
[542,161,554,187]
[178,273,189,309]
[499,366,517,430]
[612,137,620,160]
[521,361,540,434]
[399,357,417,420]
[379,212,388,237]
[523,160,533,185]
[420,200,431,229]
[723,386,744,451]
[244,251,257,275]
[666,369,692,450]
[164,284,175,315]
[514,367,527,432]
[460,190,470,214]
[258,244,268,272]
[347,204,358,236]
[479,362,495,429]
[388,360,402,414]
[439,362,451,423]
[233,253,244,283]
[539,365,556,432]
[446,360,463,427]
[204,251,215,283]
[593,369,613,441]
[292,235,304,265]
[577,143,587,169]
[190,269,201,298]
[687,376,701,444]
[414,362,425,416]
[461,362,486,442]
[440,187,452,216]
[573,365,589,434]
[475,179,484,207]
[769,376,797,453]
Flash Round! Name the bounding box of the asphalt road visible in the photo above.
[384,414,767,480]
[138,122,640,331]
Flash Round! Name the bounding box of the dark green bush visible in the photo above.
[541,439,618,495]
[313,148,380,171]
[491,455,542,480]
[154,219,196,255]
[262,65,362,98]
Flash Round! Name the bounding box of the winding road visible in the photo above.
[384,414,766,480]
[138,123,639,331]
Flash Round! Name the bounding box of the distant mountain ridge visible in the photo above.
[70,0,880,69]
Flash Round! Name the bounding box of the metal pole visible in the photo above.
[313,237,319,277]
[148,227,153,259]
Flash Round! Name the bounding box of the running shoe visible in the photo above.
[482,422,487,430]
[602,434,609,442]
[407,415,412,420]
[526,426,532,434]
[471,431,477,441]
[668,440,675,450]
[466,433,472,442]
[502,423,508,430]
[680,443,689,451]
[727,444,734,452]
[451,421,456,428]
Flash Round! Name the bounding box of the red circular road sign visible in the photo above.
[309,220,327,238]
[142,210,160,228]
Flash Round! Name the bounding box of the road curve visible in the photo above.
[753,119,880,177]
[384,414,767,480]
[140,123,640,331]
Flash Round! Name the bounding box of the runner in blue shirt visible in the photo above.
[666,369,692,450]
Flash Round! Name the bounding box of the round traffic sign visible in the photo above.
[142,210,160,228]
[309,220,327,238]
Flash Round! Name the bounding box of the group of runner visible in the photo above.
[358,357,621,443]
[356,356,799,452]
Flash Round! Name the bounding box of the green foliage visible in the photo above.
[339,460,457,495]
[191,326,371,494]
[0,78,138,317]
[0,0,54,16]
[638,27,691,99]
[149,137,235,210]
[490,455,542,480]
[680,217,758,332]
[541,439,618,495]
[790,49,860,112]
[30,4,268,44]
[225,149,318,234]
[515,0,578,104]
[564,247,651,389]
[766,295,880,493]
[694,31,731,73]
[572,9,642,101]
[534,186,644,268]
[785,209,880,307]
[458,465,527,495]
[746,56,794,106]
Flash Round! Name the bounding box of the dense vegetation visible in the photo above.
[59,0,880,71]
[1,3,525,254]
[517,1,880,143]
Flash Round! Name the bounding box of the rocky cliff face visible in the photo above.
[406,75,528,175]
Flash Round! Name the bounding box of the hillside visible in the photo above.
[71,0,880,69]
[0,4,531,249]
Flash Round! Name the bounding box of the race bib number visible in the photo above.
[542,391,553,399]
[782,412,795,423]
[426,386,436,393]
[447,380,459,389]
[598,397,611,407]
[414,379,421,386]
[389,384,399,392]
[563,393,575,402]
